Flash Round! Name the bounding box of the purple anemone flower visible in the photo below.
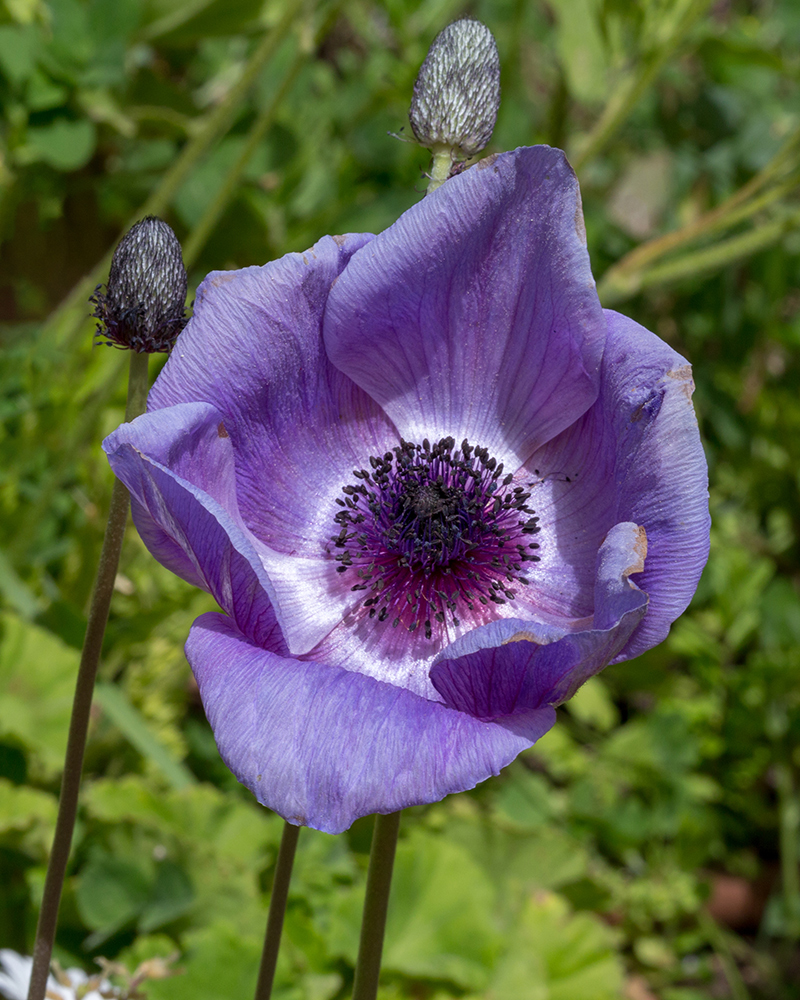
[104,146,709,834]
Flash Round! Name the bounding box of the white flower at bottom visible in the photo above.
[0,950,112,1000]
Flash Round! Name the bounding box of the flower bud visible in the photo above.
[409,19,500,160]
[91,216,188,353]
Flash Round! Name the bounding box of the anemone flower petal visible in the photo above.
[104,406,286,653]
[429,521,648,718]
[600,311,710,659]
[323,146,605,466]
[105,407,363,655]
[146,234,397,556]
[505,311,709,637]
[186,611,555,834]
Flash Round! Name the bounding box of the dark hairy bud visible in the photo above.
[91,216,188,353]
[409,19,500,160]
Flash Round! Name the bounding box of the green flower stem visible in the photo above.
[571,0,712,173]
[44,3,298,350]
[776,762,800,936]
[596,123,800,303]
[598,173,799,304]
[697,910,751,1000]
[427,147,453,194]
[253,821,302,1000]
[598,209,800,305]
[351,811,401,1000]
[27,350,150,1000]
[182,6,320,270]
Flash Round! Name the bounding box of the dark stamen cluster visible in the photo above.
[331,437,540,641]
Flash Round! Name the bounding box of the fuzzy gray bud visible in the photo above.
[409,19,500,159]
[91,216,188,353]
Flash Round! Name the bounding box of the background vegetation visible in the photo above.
[1,0,800,997]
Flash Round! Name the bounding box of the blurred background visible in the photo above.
[1,0,800,997]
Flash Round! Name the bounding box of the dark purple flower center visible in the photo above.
[331,437,540,640]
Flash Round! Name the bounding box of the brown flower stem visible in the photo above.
[351,811,401,1000]
[27,350,149,1000]
[253,821,302,1000]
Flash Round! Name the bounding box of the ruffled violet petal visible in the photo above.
[187,612,556,834]
[429,521,648,718]
[147,234,398,558]
[324,146,605,466]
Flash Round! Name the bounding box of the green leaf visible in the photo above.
[0,776,56,855]
[549,0,608,104]
[139,860,195,931]
[76,851,151,933]
[23,118,97,170]
[143,921,260,1000]
[0,23,39,84]
[94,682,195,790]
[484,892,623,1000]
[0,612,77,774]
[566,676,620,732]
[382,828,502,990]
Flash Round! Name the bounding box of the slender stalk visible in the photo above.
[351,812,401,1000]
[572,0,712,173]
[427,147,453,194]
[253,822,302,1000]
[698,909,751,1000]
[27,351,150,1000]
[182,26,312,269]
[602,129,800,283]
[598,209,800,304]
[776,762,800,936]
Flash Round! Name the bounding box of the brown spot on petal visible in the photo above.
[574,195,587,245]
[502,631,540,645]
[667,364,695,401]
[477,152,500,170]
[332,234,347,247]
[209,272,237,287]
[627,526,647,576]
[217,422,229,439]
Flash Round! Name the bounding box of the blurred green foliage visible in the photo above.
[1,0,800,997]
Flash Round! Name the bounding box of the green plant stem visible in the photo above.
[351,812,401,1000]
[698,910,751,1000]
[598,210,800,304]
[572,0,712,173]
[182,23,313,270]
[253,822,302,1000]
[44,4,297,349]
[598,174,800,304]
[776,762,800,936]
[602,129,800,283]
[427,147,453,194]
[27,350,149,1000]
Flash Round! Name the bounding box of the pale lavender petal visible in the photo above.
[104,407,286,653]
[323,146,605,466]
[508,312,709,650]
[147,233,397,557]
[186,612,555,834]
[601,311,710,659]
[430,522,648,718]
[104,404,371,655]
